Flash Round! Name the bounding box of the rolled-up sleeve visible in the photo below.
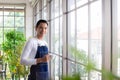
[20,39,37,66]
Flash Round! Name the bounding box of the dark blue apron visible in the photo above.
[28,46,49,80]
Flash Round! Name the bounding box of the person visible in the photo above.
[20,19,51,80]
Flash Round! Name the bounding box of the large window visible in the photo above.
[0,4,25,47]
[33,0,120,80]
[67,0,102,79]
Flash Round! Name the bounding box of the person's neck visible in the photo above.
[36,35,43,40]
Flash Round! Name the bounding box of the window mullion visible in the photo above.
[102,0,112,79]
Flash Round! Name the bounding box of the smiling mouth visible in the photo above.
[40,32,45,34]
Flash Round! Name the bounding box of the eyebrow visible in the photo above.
[39,26,47,28]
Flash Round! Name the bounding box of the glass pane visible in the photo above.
[43,0,47,6]
[39,0,42,10]
[0,28,3,44]
[60,17,63,55]
[90,0,102,70]
[4,16,14,27]
[77,6,88,63]
[90,70,102,80]
[42,7,47,20]
[54,18,59,53]
[15,27,24,33]
[15,11,24,16]
[51,0,54,19]
[68,0,75,11]
[51,20,55,52]
[76,0,88,7]
[76,64,88,80]
[68,61,76,75]
[68,11,75,60]
[59,57,62,78]
[60,0,63,15]
[15,17,24,27]
[39,11,42,19]
[117,0,120,76]
[4,10,14,16]
[36,13,40,22]
[36,2,40,14]
[53,56,59,80]
[44,22,49,42]
[0,16,3,27]
[55,0,59,17]
[0,10,3,15]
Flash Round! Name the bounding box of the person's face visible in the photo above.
[36,22,48,37]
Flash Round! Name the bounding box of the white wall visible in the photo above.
[0,0,33,39]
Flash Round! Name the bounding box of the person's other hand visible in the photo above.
[42,54,51,62]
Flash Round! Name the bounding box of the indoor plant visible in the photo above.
[1,30,28,80]
[62,46,120,80]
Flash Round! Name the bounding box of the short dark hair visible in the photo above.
[36,19,48,28]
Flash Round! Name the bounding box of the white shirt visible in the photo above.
[20,37,48,66]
